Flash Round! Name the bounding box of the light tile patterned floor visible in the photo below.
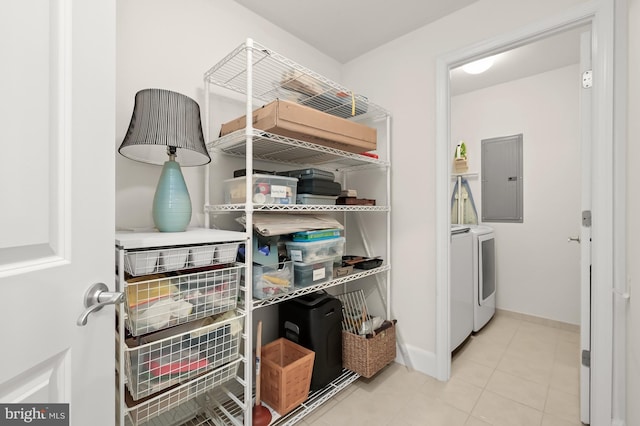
[301,312,581,426]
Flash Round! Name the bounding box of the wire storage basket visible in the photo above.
[123,241,240,277]
[122,311,243,400]
[123,358,241,425]
[124,264,241,336]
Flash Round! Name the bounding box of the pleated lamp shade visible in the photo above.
[119,89,211,232]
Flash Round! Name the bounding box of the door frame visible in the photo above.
[434,1,626,425]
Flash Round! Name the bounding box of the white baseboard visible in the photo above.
[394,343,438,379]
[496,308,580,333]
[611,419,625,426]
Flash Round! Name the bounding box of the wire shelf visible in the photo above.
[206,203,389,213]
[195,368,359,425]
[204,41,389,122]
[123,359,243,426]
[196,381,247,426]
[247,265,390,309]
[272,369,360,425]
[208,130,388,171]
[123,264,242,336]
[123,242,240,277]
[123,311,243,400]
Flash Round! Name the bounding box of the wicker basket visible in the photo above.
[260,338,315,415]
[342,320,397,378]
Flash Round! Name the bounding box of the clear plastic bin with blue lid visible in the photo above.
[285,236,345,263]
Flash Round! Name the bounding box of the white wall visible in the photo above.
[451,65,581,325]
[115,0,342,231]
[627,0,640,424]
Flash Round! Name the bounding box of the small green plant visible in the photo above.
[454,141,467,159]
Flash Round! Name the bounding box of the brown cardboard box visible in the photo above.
[220,99,377,154]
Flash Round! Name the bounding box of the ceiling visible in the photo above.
[234,0,586,95]
[234,0,478,63]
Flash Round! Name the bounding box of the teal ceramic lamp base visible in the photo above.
[153,158,192,232]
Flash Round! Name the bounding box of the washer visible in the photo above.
[469,225,496,332]
[450,225,473,351]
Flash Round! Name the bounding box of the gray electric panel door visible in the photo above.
[481,134,523,222]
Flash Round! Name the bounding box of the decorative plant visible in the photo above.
[454,141,467,160]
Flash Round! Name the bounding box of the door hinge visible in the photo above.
[582,349,591,367]
[582,210,592,227]
[582,70,593,88]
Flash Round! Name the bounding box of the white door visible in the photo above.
[578,30,592,425]
[0,1,115,425]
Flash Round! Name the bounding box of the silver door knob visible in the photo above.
[568,236,581,243]
[77,282,124,326]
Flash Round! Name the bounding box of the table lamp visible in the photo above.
[119,89,211,232]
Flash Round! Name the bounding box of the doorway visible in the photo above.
[434,3,623,426]
[449,30,586,323]
[449,25,587,423]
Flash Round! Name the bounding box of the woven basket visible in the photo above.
[342,320,396,378]
[260,338,315,415]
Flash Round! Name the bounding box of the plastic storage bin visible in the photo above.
[285,237,345,263]
[293,259,333,287]
[223,174,297,204]
[252,261,294,299]
[296,194,338,205]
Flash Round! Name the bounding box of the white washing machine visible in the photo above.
[450,225,474,351]
[469,225,496,332]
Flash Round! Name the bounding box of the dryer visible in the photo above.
[450,225,473,351]
[469,225,496,331]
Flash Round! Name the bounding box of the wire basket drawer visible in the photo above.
[124,358,242,426]
[124,264,241,336]
[123,242,240,277]
[123,311,243,401]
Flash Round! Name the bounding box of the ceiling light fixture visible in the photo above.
[462,56,495,75]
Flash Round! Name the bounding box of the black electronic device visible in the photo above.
[280,291,343,390]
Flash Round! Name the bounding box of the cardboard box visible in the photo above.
[220,99,377,154]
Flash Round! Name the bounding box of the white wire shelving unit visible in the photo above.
[202,38,392,425]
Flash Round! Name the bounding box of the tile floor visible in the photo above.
[300,311,582,426]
